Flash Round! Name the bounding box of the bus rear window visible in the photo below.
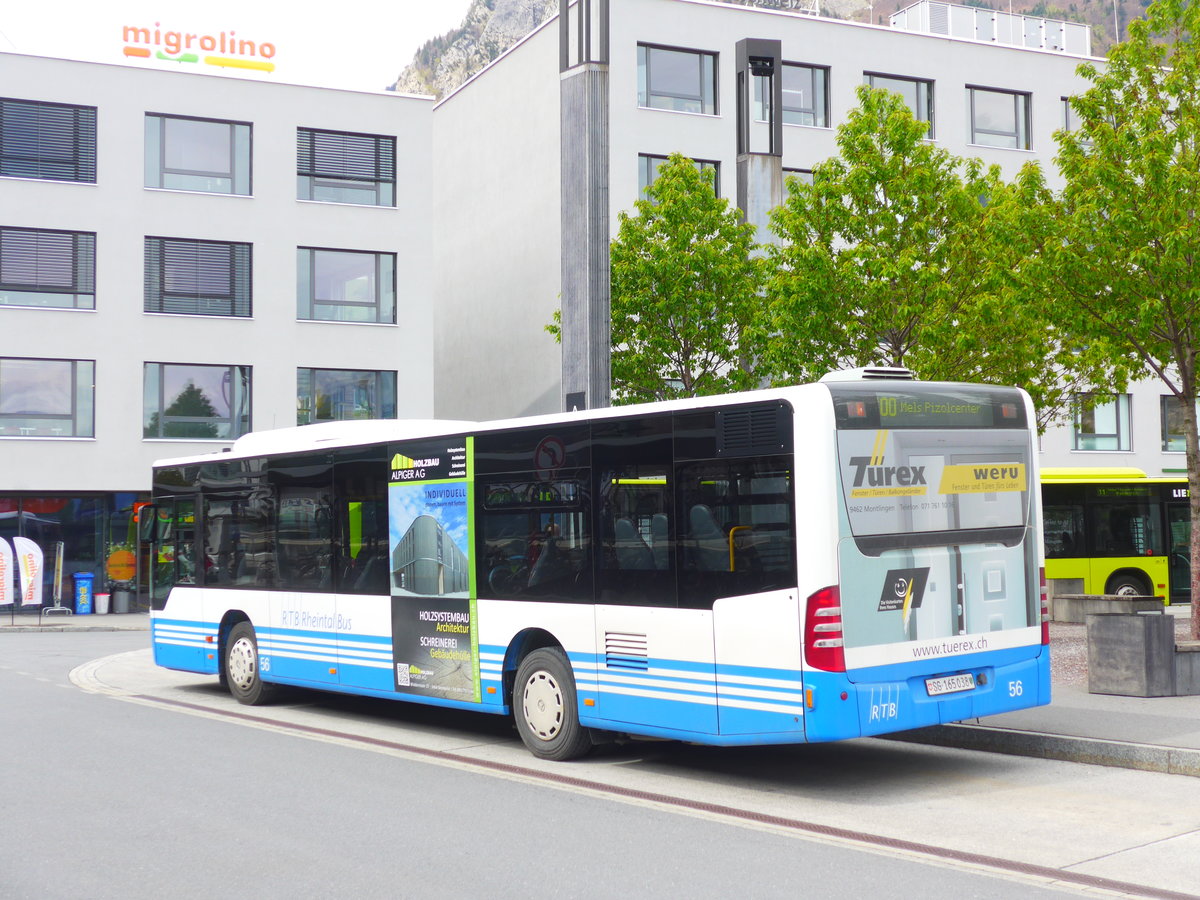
[836,427,1032,552]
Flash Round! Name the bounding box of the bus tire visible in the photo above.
[225,621,278,706]
[1107,574,1150,597]
[513,647,592,761]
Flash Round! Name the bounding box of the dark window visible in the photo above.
[594,414,676,607]
[143,362,251,440]
[204,491,275,588]
[145,114,251,195]
[145,237,252,317]
[297,368,396,424]
[0,356,95,438]
[1073,392,1131,451]
[477,472,593,603]
[864,73,934,138]
[297,128,395,206]
[637,45,718,115]
[968,86,1031,150]
[333,449,390,595]
[676,456,796,607]
[1161,395,1187,453]
[272,454,334,592]
[297,247,395,324]
[757,63,829,127]
[0,97,97,183]
[637,153,720,197]
[0,226,95,309]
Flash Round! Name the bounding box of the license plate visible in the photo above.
[925,673,976,696]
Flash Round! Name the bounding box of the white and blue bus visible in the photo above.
[146,369,1049,760]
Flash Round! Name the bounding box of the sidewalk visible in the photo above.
[891,605,1200,776]
[0,610,152,632]
[5,603,1200,775]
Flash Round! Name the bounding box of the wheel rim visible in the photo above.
[228,636,258,691]
[521,670,564,741]
[1114,584,1140,597]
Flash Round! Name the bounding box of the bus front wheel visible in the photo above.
[513,647,592,761]
[1107,574,1151,597]
[225,621,278,706]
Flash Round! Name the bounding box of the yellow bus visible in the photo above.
[1042,467,1190,603]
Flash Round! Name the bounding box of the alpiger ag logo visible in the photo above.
[847,431,928,498]
[879,567,930,630]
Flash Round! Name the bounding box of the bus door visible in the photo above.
[1167,498,1191,602]
[590,417,721,736]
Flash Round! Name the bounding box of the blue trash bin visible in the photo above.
[73,572,95,615]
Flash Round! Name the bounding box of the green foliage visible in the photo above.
[604,153,765,404]
[1046,0,1200,635]
[761,85,1102,427]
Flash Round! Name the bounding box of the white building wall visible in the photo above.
[431,22,564,421]
[432,0,1098,424]
[0,52,433,494]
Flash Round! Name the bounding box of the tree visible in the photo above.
[1045,0,1200,638]
[563,152,764,404]
[762,84,1111,429]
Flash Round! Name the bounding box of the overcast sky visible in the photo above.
[0,0,475,92]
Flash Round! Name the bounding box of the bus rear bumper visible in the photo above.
[803,647,1051,743]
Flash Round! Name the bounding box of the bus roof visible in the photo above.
[1041,467,1186,484]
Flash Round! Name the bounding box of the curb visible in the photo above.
[0,625,150,633]
[887,723,1200,777]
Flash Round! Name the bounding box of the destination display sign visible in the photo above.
[829,385,1027,430]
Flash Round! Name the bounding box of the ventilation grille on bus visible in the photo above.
[819,367,916,382]
[605,632,649,670]
[716,405,788,456]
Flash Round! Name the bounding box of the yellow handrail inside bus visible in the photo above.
[728,525,752,571]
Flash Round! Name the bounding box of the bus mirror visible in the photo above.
[138,506,159,544]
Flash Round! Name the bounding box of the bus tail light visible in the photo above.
[1040,567,1050,645]
[805,585,845,672]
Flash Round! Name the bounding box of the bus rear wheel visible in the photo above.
[514,648,592,761]
[225,621,278,705]
[1107,574,1151,597]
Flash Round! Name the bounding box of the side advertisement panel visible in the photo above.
[388,437,480,702]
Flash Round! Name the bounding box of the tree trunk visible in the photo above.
[1186,396,1200,641]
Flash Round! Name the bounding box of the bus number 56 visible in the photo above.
[1008,680,1023,697]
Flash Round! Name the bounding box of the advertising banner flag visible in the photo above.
[0,538,12,607]
[13,537,43,607]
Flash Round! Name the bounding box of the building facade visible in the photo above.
[0,51,434,596]
[0,0,1185,609]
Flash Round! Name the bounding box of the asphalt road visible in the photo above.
[4,632,1199,899]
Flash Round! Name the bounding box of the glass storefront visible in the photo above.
[0,493,148,615]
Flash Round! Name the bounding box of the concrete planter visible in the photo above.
[1086,613,1176,697]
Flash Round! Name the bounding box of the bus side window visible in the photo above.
[676,456,796,608]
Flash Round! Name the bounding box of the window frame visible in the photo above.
[0,356,95,438]
[143,361,252,441]
[144,236,252,318]
[863,72,934,138]
[296,246,396,324]
[0,226,96,309]
[296,127,396,207]
[144,112,252,195]
[0,97,97,183]
[1161,395,1188,453]
[757,62,829,128]
[296,367,398,425]
[968,85,1032,150]
[637,43,719,116]
[1073,392,1132,452]
[637,153,720,197]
